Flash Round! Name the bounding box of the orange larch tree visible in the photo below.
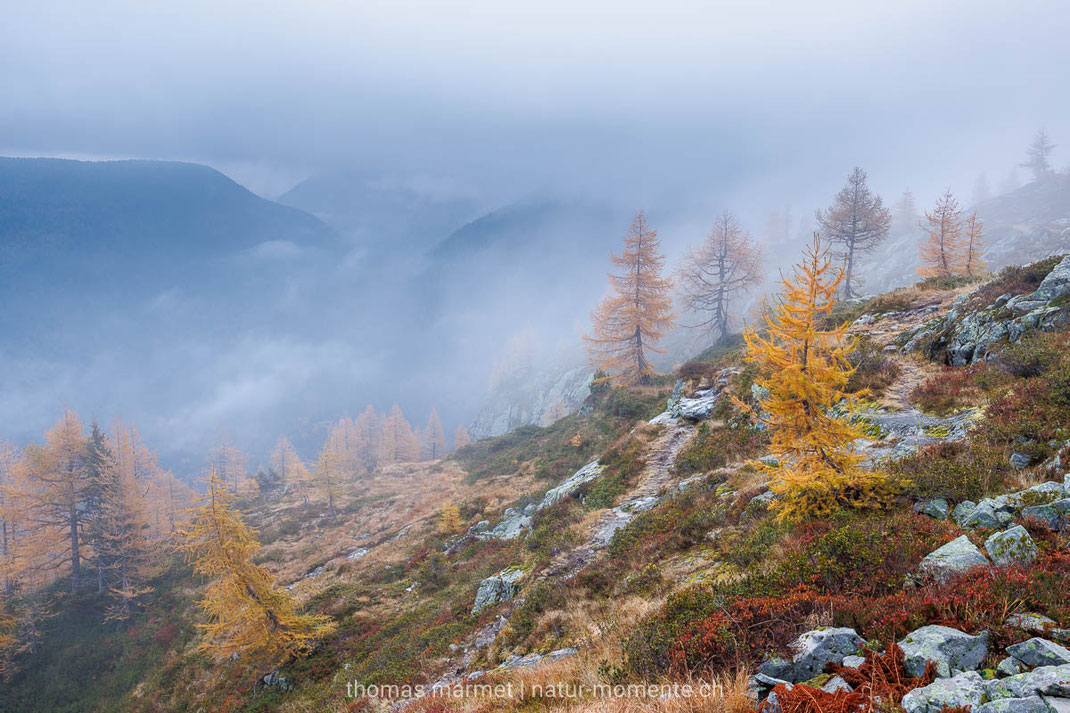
[584,211,675,384]
[742,235,900,521]
[454,425,470,450]
[962,213,986,277]
[918,189,965,278]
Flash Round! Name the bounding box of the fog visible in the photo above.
[1,0,1068,476]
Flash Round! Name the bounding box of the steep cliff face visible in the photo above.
[469,365,593,439]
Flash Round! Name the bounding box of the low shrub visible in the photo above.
[890,441,1011,502]
[910,364,985,415]
[846,336,901,397]
[673,421,764,475]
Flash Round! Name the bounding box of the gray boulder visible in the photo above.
[915,499,950,520]
[757,657,795,681]
[676,389,719,421]
[898,624,989,678]
[821,676,853,693]
[997,656,1026,677]
[786,627,864,682]
[975,696,1050,713]
[985,526,1038,567]
[984,664,1070,699]
[1046,696,1070,713]
[541,461,606,508]
[841,655,867,669]
[953,501,978,526]
[1052,498,1070,514]
[1011,452,1034,469]
[1021,505,1062,530]
[920,535,990,583]
[472,567,526,614]
[1014,481,1067,506]
[1007,613,1059,634]
[964,499,1016,529]
[901,671,986,713]
[1006,638,1070,668]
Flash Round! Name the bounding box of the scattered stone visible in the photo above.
[1046,697,1070,713]
[915,499,950,520]
[758,455,781,468]
[975,696,1050,713]
[901,671,986,713]
[1011,452,1034,469]
[964,499,1015,529]
[841,655,867,669]
[541,461,606,509]
[985,526,1038,567]
[984,664,1070,699]
[821,676,853,693]
[1052,498,1070,514]
[1006,613,1059,634]
[347,547,369,560]
[953,501,978,526]
[472,568,526,614]
[787,628,864,682]
[1006,638,1070,668]
[742,491,777,519]
[758,657,795,681]
[898,624,989,678]
[997,656,1026,677]
[1021,504,1062,530]
[920,535,990,583]
[676,388,720,421]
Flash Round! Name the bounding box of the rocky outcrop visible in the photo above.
[901,255,1070,365]
[919,535,990,582]
[478,461,604,541]
[898,625,989,678]
[984,663,1070,699]
[472,568,526,614]
[1006,638,1070,668]
[783,628,864,682]
[469,365,593,439]
[901,671,987,713]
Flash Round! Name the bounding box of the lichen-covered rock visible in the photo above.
[997,656,1026,677]
[1006,613,1059,633]
[963,499,1016,529]
[985,526,1038,567]
[953,501,978,526]
[898,624,989,678]
[984,663,1070,699]
[821,676,853,693]
[1010,452,1034,469]
[1021,504,1063,530]
[915,499,950,520]
[920,535,990,583]
[841,655,867,669]
[541,461,606,508]
[472,568,526,614]
[786,628,864,682]
[901,671,986,713]
[1006,638,1070,668]
[675,388,719,421]
[975,696,1051,713]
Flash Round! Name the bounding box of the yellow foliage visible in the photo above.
[742,234,900,521]
[438,500,463,535]
[175,468,336,663]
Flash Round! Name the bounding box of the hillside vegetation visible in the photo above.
[4,254,1070,713]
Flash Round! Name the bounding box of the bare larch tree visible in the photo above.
[678,211,763,344]
[816,167,891,299]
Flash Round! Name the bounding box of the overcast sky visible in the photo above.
[2,0,1068,206]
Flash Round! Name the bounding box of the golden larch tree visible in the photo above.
[19,411,89,593]
[377,405,421,466]
[423,409,448,459]
[208,435,250,495]
[270,436,307,488]
[963,213,986,277]
[311,443,345,519]
[678,211,763,343]
[918,189,965,278]
[584,211,675,384]
[97,422,154,621]
[438,500,463,535]
[742,235,899,521]
[454,425,470,450]
[175,468,335,663]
